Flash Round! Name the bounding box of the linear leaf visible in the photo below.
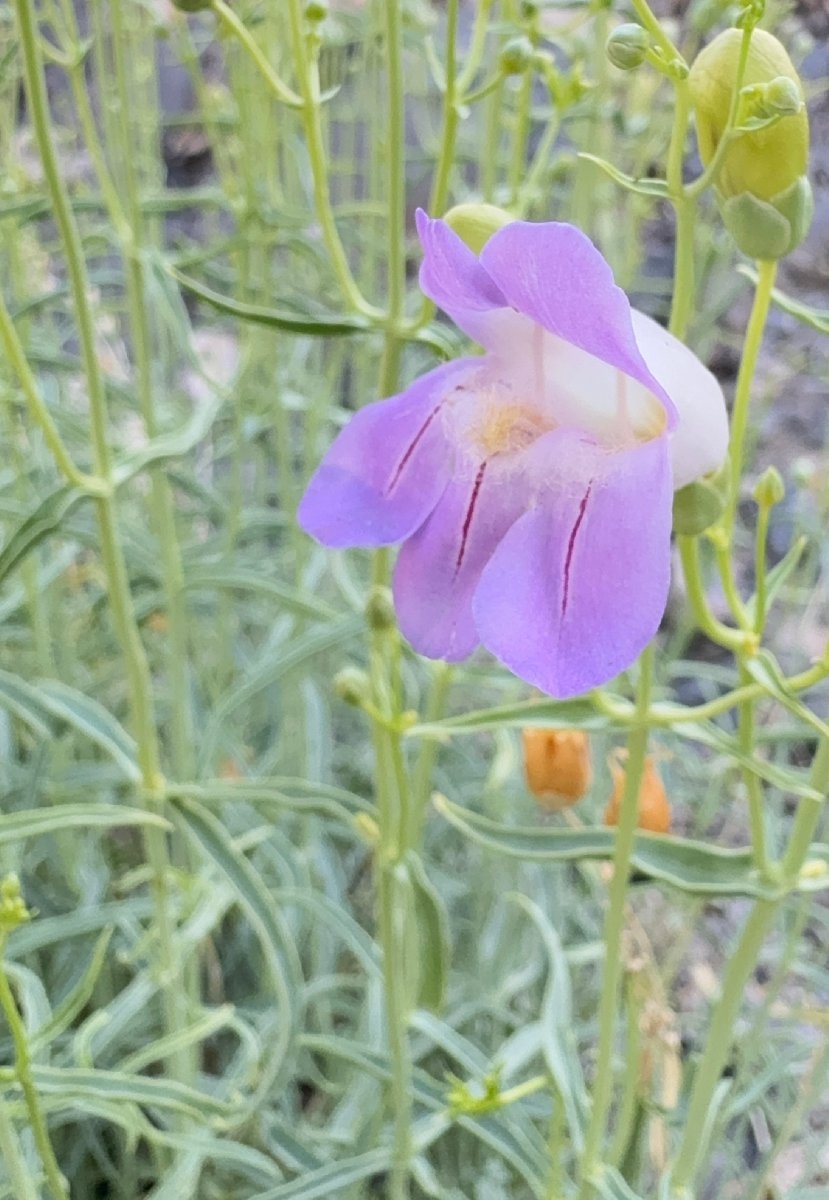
[170,793,303,1104]
[0,804,169,847]
[0,486,87,586]
[248,1148,391,1200]
[170,267,372,336]
[409,696,615,738]
[32,678,141,780]
[577,154,669,197]
[4,1066,233,1122]
[432,794,829,899]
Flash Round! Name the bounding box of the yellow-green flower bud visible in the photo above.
[305,0,328,21]
[606,24,650,72]
[500,37,534,77]
[752,465,785,509]
[333,666,371,707]
[689,28,811,259]
[672,462,729,536]
[763,76,802,117]
[443,203,514,255]
[366,585,396,632]
[0,874,30,932]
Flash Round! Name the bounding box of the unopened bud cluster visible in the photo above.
[0,875,30,932]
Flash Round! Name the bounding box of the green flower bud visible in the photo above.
[752,465,785,509]
[0,874,30,932]
[690,29,808,201]
[366,585,396,632]
[763,75,802,117]
[500,37,534,77]
[333,666,371,707]
[689,29,811,258]
[606,24,650,72]
[443,203,514,255]
[305,0,328,21]
[171,0,212,11]
[672,462,729,536]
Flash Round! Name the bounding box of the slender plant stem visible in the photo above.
[0,1093,40,1200]
[285,0,380,317]
[11,0,189,1081]
[0,292,103,493]
[670,730,829,1195]
[578,643,655,1198]
[666,71,693,340]
[677,537,753,654]
[211,0,301,108]
[427,0,460,220]
[110,0,196,787]
[722,259,777,540]
[0,942,68,1200]
[669,900,776,1196]
[383,0,406,328]
[738,664,772,879]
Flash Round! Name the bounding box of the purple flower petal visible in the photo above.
[392,456,529,661]
[473,433,672,697]
[480,221,678,427]
[416,210,510,348]
[297,359,477,548]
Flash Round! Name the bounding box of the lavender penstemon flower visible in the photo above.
[299,212,728,697]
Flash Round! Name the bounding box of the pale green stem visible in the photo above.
[722,259,777,541]
[629,0,682,63]
[0,292,103,493]
[0,1093,40,1200]
[571,4,610,234]
[210,0,301,108]
[737,664,772,879]
[753,500,772,633]
[285,0,380,317]
[408,664,453,845]
[369,7,414,1188]
[0,938,69,1200]
[508,69,534,208]
[426,0,460,220]
[669,736,829,1195]
[108,0,196,787]
[669,900,776,1198]
[608,984,644,1171]
[11,0,188,1081]
[383,0,406,327]
[677,537,754,654]
[578,643,655,1198]
[368,575,414,1200]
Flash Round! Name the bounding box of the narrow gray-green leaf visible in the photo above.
[170,267,371,336]
[0,486,86,586]
[432,794,829,899]
[0,804,169,847]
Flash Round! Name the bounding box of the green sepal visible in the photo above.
[719,176,813,260]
